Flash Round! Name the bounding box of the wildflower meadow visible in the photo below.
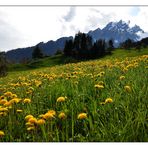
[0,52,148,142]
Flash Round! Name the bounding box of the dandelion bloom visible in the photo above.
[94,84,104,89]
[100,71,105,75]
[37,119,46,125]
[25,115,34,121]
[0,112,7,116]
[119,76,125,80]
[42,112,54,120]
[0,99,8,105]
[25,122,34,127]
[98,81,104,85]
[27,126,35,131]
[58,112,66,120]
[0,95,5,100]
[34,80,42,87]
[0,107,8,112]
[47,110,56,116]
[28,117,37,124]
[100,102,105,105]
[11,94,17,98]
[23,98,31,103]
[10,98,21,104]
[16,109,23,113]
[4,101,12,107]
[124,85,131,92]
[38,114,44,118]
[56,97,65,103]
[105,98,113,104]
[0,130,5,137]
[4,91,13,97]
[77,113,87,120]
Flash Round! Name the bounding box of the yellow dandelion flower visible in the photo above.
[47,110,56,116]
[0,112,7,116]
[4,101,12,107]
[25,115,34,121]
[98,81,104,85]
[0,99,8,105]
[94,84,104,89]
[10,98,21,104]
[34,80,42,87]
[27,126,35,131]
[26,90,33,94]
[38,114,44,118]
[0,107,8,112]
[100,71,105,75]
[42,113,54,120]
[119,76,125,80]
[28,87,34,91]
[23,98,31,103]
[56,97,65,103]
[58,112,66,120]
[77,113,87,120]
[16,109,23,113]
[123,67,128,73]
[28,117,37,124]
[105,98,113,104]
[100,102,105,105]
[37,119,46,125]
[11,94,17,98]
[25,122,34,127]
[0,95,5,100]
[124,85,131,92]
[0,130,5,137]
[4,91,13,97]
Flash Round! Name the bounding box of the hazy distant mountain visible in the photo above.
[6,20,146,63]
[6,36,73,63]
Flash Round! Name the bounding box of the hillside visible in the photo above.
[0,49,148,142]
[8,48,148,72]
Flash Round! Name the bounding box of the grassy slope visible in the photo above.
[8,48,148,72]
[0,48,148,142]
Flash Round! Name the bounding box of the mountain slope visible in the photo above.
[6,36,73,63]
[6,20,147,63]
[88,20,144,46]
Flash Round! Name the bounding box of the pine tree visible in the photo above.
[0,52,7,77]
[63,39,73,56]
[32,45,43,59]
[108,39,114,50]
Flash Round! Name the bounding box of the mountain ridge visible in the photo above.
[6,20,147,63]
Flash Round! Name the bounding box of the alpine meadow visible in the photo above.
[0,6,148,142]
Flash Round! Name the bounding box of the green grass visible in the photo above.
[8,54,77,72]
[8,48,148,72]
[0,48,148,142]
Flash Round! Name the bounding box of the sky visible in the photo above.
[0,6,148,52]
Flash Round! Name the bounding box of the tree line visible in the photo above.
[120,37,148,50]
[63,32,114,59]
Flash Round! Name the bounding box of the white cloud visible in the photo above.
[62,7,76,22]
[0,6,148,52]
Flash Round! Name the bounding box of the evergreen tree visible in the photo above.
[108,39,114,50]
[120,39,133,49]
[0,52,7,77]
[95,39,106,57]
[63,31,109,60]
[32,45,43,59]
[63,39,73,56]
